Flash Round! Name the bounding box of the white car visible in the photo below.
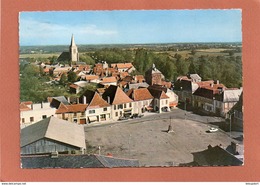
[208,127,218,133]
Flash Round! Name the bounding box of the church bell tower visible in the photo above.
[69,34,79,63]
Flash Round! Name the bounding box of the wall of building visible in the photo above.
[20,103,56,128]
[111,102,133,120]
[86,106,111,123]
[21,138,81,154]
[56,112,86,124]
[132,99,153,114]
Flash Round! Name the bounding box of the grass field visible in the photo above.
[19,53,61,59]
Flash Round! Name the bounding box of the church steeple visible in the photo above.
[70,34,76,47]
[69,34,79,63]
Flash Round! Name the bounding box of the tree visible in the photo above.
[188,60,197,74]
[191,49,196,55]
[67,71,78,83]
[59,73,68,86]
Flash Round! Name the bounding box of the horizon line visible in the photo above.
[20,41,242,47]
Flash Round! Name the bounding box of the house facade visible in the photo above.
[20,102,56,128]
[55,104,88,124]
[102,85,133,119]
[148,86,170,113]
[83,92,111,123]
[126,88,154,114]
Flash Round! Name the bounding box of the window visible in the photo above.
[103,107,107,111]
[118,104,123,109]
[100,114,106,119]
[166,100,168,104]
[124,104,126,108]
[114,105,116,110]
[42,115,47,119]
[115,112,118,117]
[89,110,95,114]
[30,117,34,122]
[81,112,85,116]
[21,118,25,123]
[129,103,132,108]
[74,113,77,117]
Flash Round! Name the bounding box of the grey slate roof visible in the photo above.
[128,82,149,89]
[52,96,70,105]
[21,117,86,149]
[21,154,139,168]
[191,145,243,166]
[189,74,202,81]
[222,89,242,102]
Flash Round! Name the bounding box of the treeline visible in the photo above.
[132,49,242,88]
[87,48,242,87]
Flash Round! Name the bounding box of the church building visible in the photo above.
[57,34,79,64]
[145,64,165,85]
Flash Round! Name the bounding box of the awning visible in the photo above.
[169,102,178,107]
[146,106,153,111]
[88,116,97,122]
[123,108,132,112]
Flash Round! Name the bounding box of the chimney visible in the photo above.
[31,103,33,110]
[107,96,110,104]
[67,97,70,103]
[231,141,239,154]
[216,80,219,84]
[83,96,87,104]
[210,83,214,88]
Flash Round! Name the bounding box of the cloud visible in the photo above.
[19,18,118,45]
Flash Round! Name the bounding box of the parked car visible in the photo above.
[208,127,218,133]
[130,113,144,119]
[118,116,128,121]
[161,106,169,112]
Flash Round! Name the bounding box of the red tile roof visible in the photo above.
[20,103,31,111]
[161,81,172,89]
[134,75,145,83]
[88,92,110,109]
[56,104,88,114]
[102,85,133,105]
[111,63,133,69]
[126,88,154,101]
[84,75,99,81]
[148,87,169,99]
[69,84,79,89]
[101,77,117,83]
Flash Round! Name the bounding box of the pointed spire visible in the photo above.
[70,34,76,47]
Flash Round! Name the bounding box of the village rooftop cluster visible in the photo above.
[20,35,243,168]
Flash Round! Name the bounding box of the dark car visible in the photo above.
[118,116,128,121]
[130,113,144,119]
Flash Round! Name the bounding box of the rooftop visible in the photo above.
[21,116,86,149]
[126,88,154,101]
[21,154,139,168]
[102,85,133,105]
[56,104,88,114]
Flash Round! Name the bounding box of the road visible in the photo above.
[84,108,243,167]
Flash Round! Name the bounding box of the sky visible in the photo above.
[19,10,242,46]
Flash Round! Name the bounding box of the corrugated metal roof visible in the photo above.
[21,117,86,149]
